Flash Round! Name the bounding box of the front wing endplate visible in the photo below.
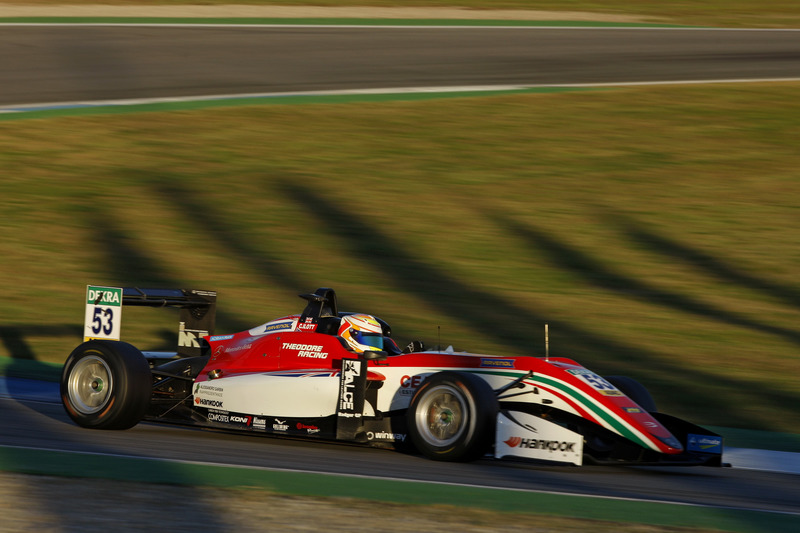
[495,411,584,465]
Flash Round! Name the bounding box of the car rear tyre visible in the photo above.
[605,375,657,412]
[61,340,151,429]
[407,371,497,462]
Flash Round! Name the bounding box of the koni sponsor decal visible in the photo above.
[208,412,251,426]
[230,415,252,425]
[282,343,328,359]
[504,436,578,453]
[297,422,320,434]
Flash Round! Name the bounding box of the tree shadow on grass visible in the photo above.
[79,200,249,337]
[612,213,800,311]
[0,324,81,363]
[271,182,797,429]
[151,180,312,293]
[484,210,800,429]
[487,212,800,347]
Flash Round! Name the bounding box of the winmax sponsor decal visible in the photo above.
[367,431,406,442]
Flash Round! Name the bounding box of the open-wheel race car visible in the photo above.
[61,286,724,466]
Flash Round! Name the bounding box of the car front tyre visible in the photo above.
[407,371,497,462]
[61,340,151,429]
[605,375,657,413]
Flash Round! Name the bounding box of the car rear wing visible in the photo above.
[84,285,216,357]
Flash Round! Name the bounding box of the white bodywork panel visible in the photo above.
[194,372,340,418]
[495,410,584,465]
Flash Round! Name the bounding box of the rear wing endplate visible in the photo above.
[84,285,217,357]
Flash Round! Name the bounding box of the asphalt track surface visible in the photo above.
[2,391,799,517]
[2,25,800,106]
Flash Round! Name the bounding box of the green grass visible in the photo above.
[1,448,795,533]
[5,0,800,27]
[2,82,799,435]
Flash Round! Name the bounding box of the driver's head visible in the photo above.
[338,314,384,353]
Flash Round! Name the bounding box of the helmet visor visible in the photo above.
[353,331,384,351]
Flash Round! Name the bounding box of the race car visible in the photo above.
[61,286,724,466]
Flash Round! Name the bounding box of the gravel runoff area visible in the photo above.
[0,3,658,23]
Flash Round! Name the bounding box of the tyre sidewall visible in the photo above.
[605,375,657,413]
[407,371,497,461]
[61,340,151,429]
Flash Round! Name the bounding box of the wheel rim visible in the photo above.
[68,354,113,415]
[414,384,467,447]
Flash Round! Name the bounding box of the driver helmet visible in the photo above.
[338,314,384,353]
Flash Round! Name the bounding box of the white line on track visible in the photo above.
[2,23,800,31]
[3,78,800,114]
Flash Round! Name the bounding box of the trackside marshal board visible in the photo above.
[84,285,123,341]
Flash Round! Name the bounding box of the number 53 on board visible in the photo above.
[84,285,123,341]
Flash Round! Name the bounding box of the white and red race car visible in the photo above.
[62,286,723,466]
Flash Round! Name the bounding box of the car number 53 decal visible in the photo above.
[567,369,624,396]
[84,285,123,341]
